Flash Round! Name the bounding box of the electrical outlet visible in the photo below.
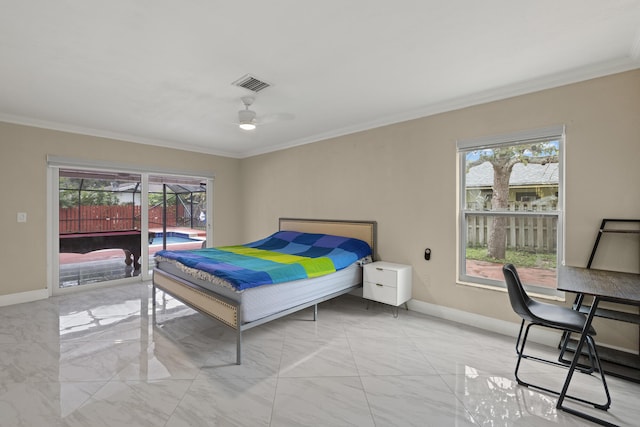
[17,212,27,223]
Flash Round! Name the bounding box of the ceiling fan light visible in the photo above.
[238,108,256,130]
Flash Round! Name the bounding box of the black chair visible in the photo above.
[502,263,611,410]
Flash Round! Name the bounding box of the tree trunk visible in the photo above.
[487,164,511,259]
[488,216,507,259]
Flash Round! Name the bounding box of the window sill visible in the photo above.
[456,279,566,302]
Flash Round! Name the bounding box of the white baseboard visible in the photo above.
[406,298,562,347]
[407,299,637,354]
[0,289,49,307]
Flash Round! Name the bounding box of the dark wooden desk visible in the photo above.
[557,266,640,427]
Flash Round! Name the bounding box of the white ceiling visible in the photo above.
[1,1,640,158]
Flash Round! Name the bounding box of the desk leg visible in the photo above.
[556,296,615,426]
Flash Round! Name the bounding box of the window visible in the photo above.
[457,126,564,295]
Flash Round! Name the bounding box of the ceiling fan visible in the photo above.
[238,96,258,130]
[236,96,294,131]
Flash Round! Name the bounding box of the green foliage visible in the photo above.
[59,177,121,207]
[148,192,177,207]
[466,247,557,269]
[466,140,559,171]
[59,189,120,207]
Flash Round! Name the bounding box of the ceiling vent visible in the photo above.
[232,74,271,92]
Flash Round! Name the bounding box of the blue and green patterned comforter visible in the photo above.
[155,231,372,291]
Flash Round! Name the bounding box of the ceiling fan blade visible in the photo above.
[233,96,292,129]
[257,112,295,124]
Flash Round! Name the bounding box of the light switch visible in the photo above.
[17,212,27,223]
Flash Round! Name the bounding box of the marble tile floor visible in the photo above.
[1,282,638,427]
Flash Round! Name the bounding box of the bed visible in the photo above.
[152,218,376,364]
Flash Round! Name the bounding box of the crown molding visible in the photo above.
[241,57,640,158]
[0,113,243,159]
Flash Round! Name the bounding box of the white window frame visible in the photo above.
[457,125,565,297]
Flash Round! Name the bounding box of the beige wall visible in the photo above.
[1,70,638,349]
[240,70,640,349]
[0,122,242,296]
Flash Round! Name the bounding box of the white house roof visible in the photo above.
[466,162,559,187]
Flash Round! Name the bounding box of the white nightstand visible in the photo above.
[363,261,412,317]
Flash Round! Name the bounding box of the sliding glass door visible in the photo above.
[50,162,213,294]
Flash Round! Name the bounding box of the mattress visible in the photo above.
[155,260,362,323]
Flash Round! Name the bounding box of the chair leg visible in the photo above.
[558,293,585,363]
[514,322,534,387]
[516,323,572,368]
[514,323,611,410]
[515,319,526,356]
[558,330,596,374]
[558,330,571,362]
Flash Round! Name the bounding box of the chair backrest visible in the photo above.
[502,263,536,322]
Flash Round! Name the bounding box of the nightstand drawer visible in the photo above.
[363,265,398,287]
[362,261,412,308]
[363,281,398,306]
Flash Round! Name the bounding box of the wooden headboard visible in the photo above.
[279,218,377,259]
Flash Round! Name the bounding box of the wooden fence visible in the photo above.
[59,205,188,233]
[466,203,558,252]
